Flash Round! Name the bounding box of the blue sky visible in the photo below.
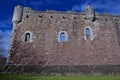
[0,0,120,57]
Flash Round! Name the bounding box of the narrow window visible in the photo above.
[50,16,53,18]
[26,15,29,18]
[59,31,68,42]
[86,28,90,36]
[105,19,108,21]
[25,33,30,41]
[85,28,91,40]
[74,17,76,19]
[23,31,33,42]
[113,18,118,22]
[39,15,42,18]
[62,16,65,19]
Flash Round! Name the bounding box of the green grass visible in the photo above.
[0,74,120,80]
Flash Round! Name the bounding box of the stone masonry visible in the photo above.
[5,5,120,75]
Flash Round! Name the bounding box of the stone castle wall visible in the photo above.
[5,5,120,75]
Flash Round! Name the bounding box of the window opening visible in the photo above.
[59,31,67,42]
[26,15,29,18]
[25,33,30,41]
[85,28,91,40]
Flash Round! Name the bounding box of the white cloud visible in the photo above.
[0,29,11,57]
[0,18,12,57]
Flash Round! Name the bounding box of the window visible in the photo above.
[23,31,33,42]
[60,32,66,42]
[73,17,77,19]
[50,16,53,18]
[84,27,92,41]
[62,16,65,19]
[25,33,30,41]
[105,19,108,21]
[39,15,42,18]
[59,31,68,42]
[113,18,118,22]
[86,28,91,36]
[26,15,29,18]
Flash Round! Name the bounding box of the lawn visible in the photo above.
[0,74,120,80]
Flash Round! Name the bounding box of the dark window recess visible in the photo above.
[26,15,29,18]
[25,33,30,42]
[50,16,53,18]
[74,17,77,19]
[84,17,89,20]
[114,18,118,21]
[62,16,65,19]
[84,17,87,19]
[105,19,108,21]
[39,15,42,18]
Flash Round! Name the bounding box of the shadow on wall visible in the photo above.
[0,55,6,73]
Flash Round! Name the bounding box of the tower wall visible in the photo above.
[5,6,120,75]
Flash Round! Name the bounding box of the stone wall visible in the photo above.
[5,65,120,75]
[5,6,120,74]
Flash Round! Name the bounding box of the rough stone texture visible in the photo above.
[5,5,120,75]
[5,65,120,75]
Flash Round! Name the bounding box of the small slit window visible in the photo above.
[59,31,68,42]
[113,18,118,22]
[74,17,76,19]
[39,15,42,18]
[50,16,53,18]
[105,19,108,21]
[26,15,29,18]
[62,16,65,19]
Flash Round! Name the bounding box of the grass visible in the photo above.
[0,74,120,80]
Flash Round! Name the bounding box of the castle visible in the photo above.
[5,5,120,75]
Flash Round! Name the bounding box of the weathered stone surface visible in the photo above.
[5,5,120,75]
[5,65,120,75]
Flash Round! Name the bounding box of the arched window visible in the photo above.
[59,31,68,42]
[84,27,92,41]
[25,33,30,41]
[86,28,91,36]
[23,31,33,42]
